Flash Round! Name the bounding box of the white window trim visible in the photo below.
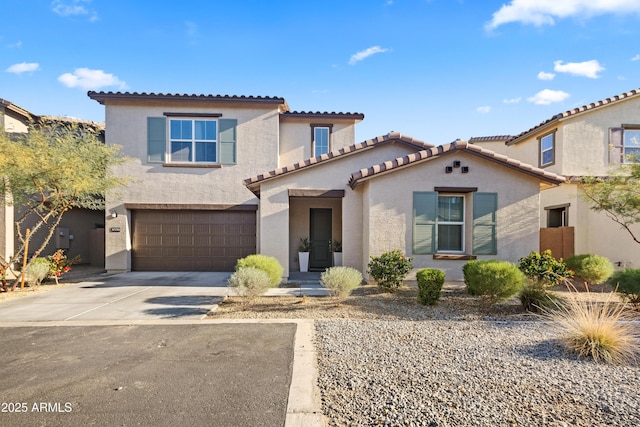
[623,128,640,164]
[539,132,555,167]
[437,194,465,253]
[168,118,219,164]
[311,125,332,157]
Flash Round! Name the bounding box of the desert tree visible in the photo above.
[0,122,129,287]
[582,161,640,245]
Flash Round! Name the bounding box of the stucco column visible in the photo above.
[259,187,290,279]
[104,204,131,272]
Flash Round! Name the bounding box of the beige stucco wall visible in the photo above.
[278,120,357,166]
[2,113,29,133]
[103,100,281,271]
[257,142,421,276]
[362,152,544,281]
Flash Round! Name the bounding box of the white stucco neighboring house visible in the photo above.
[89,91,565,280]
[472,87,640,269]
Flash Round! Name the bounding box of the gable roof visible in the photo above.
[281,111,364,121]
[244,132,432,195]
[348,139,566,189]
[506,87,640,146]
[468,135,514,144]
[0,98,34,122]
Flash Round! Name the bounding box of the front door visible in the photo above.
[310,208,332,270]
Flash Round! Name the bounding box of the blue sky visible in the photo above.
[2,0,640,144]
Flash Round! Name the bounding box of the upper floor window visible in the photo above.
[311,125,331,157]
[609,126,640,164]
[170,119,217,163]
[539,132,555,167]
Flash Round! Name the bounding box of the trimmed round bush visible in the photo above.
[566,254,614,286]
[235,254,283,287]
[518,250,573,287]
[463,260,525,307]
[367,250,414,292]
[416,268,445,306]
[608,268,640,306]
[228,267,273,305]
[321,267,363,302]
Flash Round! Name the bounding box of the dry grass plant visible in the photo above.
[541,282,639,364]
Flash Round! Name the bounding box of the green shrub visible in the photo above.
[321,267,363,302]
[566,254,614,286]
[518,250,573,287]
[24,258,50,286]
[416,268,445,306]
[519,282,564,312]
[463,260,525,308]
[368,250,414,292]
[235,254,283,287]
[608,268,640,306]
[228,267,274,306]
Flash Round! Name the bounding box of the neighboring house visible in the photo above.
[89,91,564,280]
[0,98,105,267]
[471,87,640,269]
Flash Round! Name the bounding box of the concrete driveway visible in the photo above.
[0,272,232,322]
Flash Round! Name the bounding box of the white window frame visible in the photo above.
[623,128,640,163]
[168,118,218,164]
[437,194,465,253]
[312,125,331,157]
[539,132,555,167]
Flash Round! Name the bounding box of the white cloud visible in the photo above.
[503,97,522,104]
[349,46,390,65]
[52,0,98,22]
[554,59,604,78]
[6,62,40,74]
[537,71,555,80]
[476,106,491,114]
[8,40,23,49]
[58,68,126,90]
[486,0,640,30]
[527,89,570,105]
[632,54,640,61]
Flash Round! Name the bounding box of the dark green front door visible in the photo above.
[310,208,332,270]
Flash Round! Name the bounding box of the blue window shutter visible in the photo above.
[219,119,237,164]
[147,117,166,163]
[413,192,437,254]
[473,192,497,255]
[609,127,624,164]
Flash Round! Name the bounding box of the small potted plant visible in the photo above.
[332,239,342,266]
[298,237,311,272]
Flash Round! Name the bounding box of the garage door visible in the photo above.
[131,210,256,271]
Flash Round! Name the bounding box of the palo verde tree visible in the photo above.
[0,122,129,286]
[582,161,640,245]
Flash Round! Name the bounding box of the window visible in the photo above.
[546,204,569,228]
[414,192,497,255]
[170,119,217,163]
[147,117,237,165]
[539,132,555,167]
[437,196,464,252]
[312,125,331,156]
[609,127,640,164]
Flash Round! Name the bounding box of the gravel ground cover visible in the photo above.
[210,283,640,426]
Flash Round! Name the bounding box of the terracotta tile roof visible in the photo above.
[88,91,288,107]
[468,135,514,143]
[244,132,432,193]
[348,139,566,189]
[1,98,104,131]
[506,87,640,145]
[281,111,365,120]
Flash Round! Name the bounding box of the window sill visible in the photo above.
[162,163,223,168]
[433,254,477,260]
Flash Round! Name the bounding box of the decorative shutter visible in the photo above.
[413,192,437,254]
[609,127,624,165]
[147,117,166,163]
[219,119,237,164]
[473,192,497,255]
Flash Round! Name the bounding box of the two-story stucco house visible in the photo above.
[88,91,565,280]
[472,87,640,269]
